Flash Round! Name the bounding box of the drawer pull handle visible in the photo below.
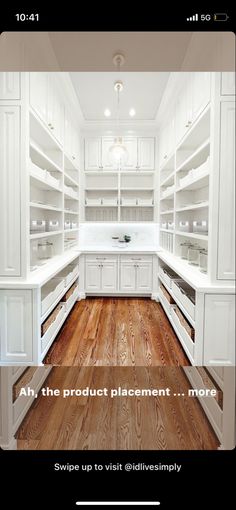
[131,258,141,260]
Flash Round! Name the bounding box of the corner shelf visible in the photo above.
[175,231,208,241]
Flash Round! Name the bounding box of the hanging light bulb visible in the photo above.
[109,73,129,169]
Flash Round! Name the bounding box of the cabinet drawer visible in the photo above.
[172,280,195,320]
[63,285,79,311]
[171,306,194,359]
[86,255,118,263]
[41,278,65,316]
[184,367,223,438]
[41,304,65,353]
[159,286,174,315]
[120,255,152,263]
[58,264,79,287]
[159,266,181,289]
[12,367,50,428]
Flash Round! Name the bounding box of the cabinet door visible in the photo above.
[204,294,235,365]
[101,262,117,291]
[85,138,101,170]
[0,73,20,99]
[71,122,80,165]
[175,91,187,145]
[221,73,235,95]
[0,290,33,362]
[217,101,235,280]
[136,263,152,292]
[191,73,210,123]
[0,106,21,276]
[120,263,136,292]
[29,73,48,124]
[85,262,101,291]
[138,138,155,170]
[101,137,116,170]
[47,75,64,145]
[65,109,73,158]
[123,137,138,169]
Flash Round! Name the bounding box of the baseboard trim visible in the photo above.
[0,437,17,450]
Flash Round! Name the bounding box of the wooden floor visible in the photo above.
[44,298,189,366]
[17,367,219,450]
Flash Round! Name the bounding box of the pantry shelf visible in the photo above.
[160,210,174,215]
[30,173,62,193]
[30,202,62,212]
[30,141,62,174]
[176,172,209,192]
[175,231,208,241]
[64,172,79,187]
[176,138,210,173]
[30,231,63,240]
[160,171,175,187]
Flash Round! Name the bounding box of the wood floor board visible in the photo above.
[44,298,190,366]
[17,367,219,450]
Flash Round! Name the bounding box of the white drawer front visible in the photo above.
[86,255,118,263]
[64,286,79,311]
[172,281,195,320]
[41,305,65,353]
[170,307,194,359]
[41,278,65,316]
[120,255,152,263]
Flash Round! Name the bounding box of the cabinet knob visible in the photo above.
[72,156,75,160]
[99,166,103,169]
[50,126,54,130]
[164,155,167,160]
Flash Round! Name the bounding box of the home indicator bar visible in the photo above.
[76,503,161,506]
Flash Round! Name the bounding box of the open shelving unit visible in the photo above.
[29,110,79,273]
[159,106,210,270]
[84,169,155,222]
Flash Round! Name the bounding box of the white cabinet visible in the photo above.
[0,73,20,100]
[217,101,235,280]
[137,138,155,169]
[175,73,210,145]
[120,256,153,293]
[191,72,210,123]
[30,73,64,146]
[85,137,102,170]
[65,110,79,165]
[120,262,136,292]
[0,290,33,363]
[159,115,175,165]
[204,294,235,366]
[136,262,153,292]
[47,75,64,146]
[85,256,118,292]
[221,73,235,95]
[85,136,155,171]
[0,106,21,277]
[30,72,48,124]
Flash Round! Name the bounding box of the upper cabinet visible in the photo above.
[221,73,235,95]
[84,136,155,171]
[159,114,175,165]
[175,73,210,146]
[0,106,21,276]
[0,73,20,100]
[65,109,80,166]
[30,73,64,146]
[217,101,235,280]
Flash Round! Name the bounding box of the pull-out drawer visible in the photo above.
[171,306,194,360]
[62,285,79,311]
[184,366,223,440]
[86,255,118,263]
[120,255,152,263]
[172,280,195,320]
[41,304,65,353]
[58,264,79,287]
[41,278,65,316]
[159,266,180,288]
[12,367,51,431]
[159,285,175,315]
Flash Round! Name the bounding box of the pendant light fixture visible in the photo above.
[109,54,129,169]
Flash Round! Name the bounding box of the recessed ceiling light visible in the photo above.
[129,108,136,117]
[104,108,111,117]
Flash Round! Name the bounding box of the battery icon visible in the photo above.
[214,13,229,21]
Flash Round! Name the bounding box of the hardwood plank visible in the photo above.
[17,367,219,451]
[44,298,190,366]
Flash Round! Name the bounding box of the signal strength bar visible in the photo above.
[186,13,198,21]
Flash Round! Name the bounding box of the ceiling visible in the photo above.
[70,72,170,121]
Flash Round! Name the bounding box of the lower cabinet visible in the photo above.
[204,294,235,365]
[85,254,153,294]
[0,290,33,363]
[85,256,118,292]
[120,256,153,293]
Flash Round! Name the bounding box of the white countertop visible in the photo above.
[79,245,159,254]
[157,250,235,292]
